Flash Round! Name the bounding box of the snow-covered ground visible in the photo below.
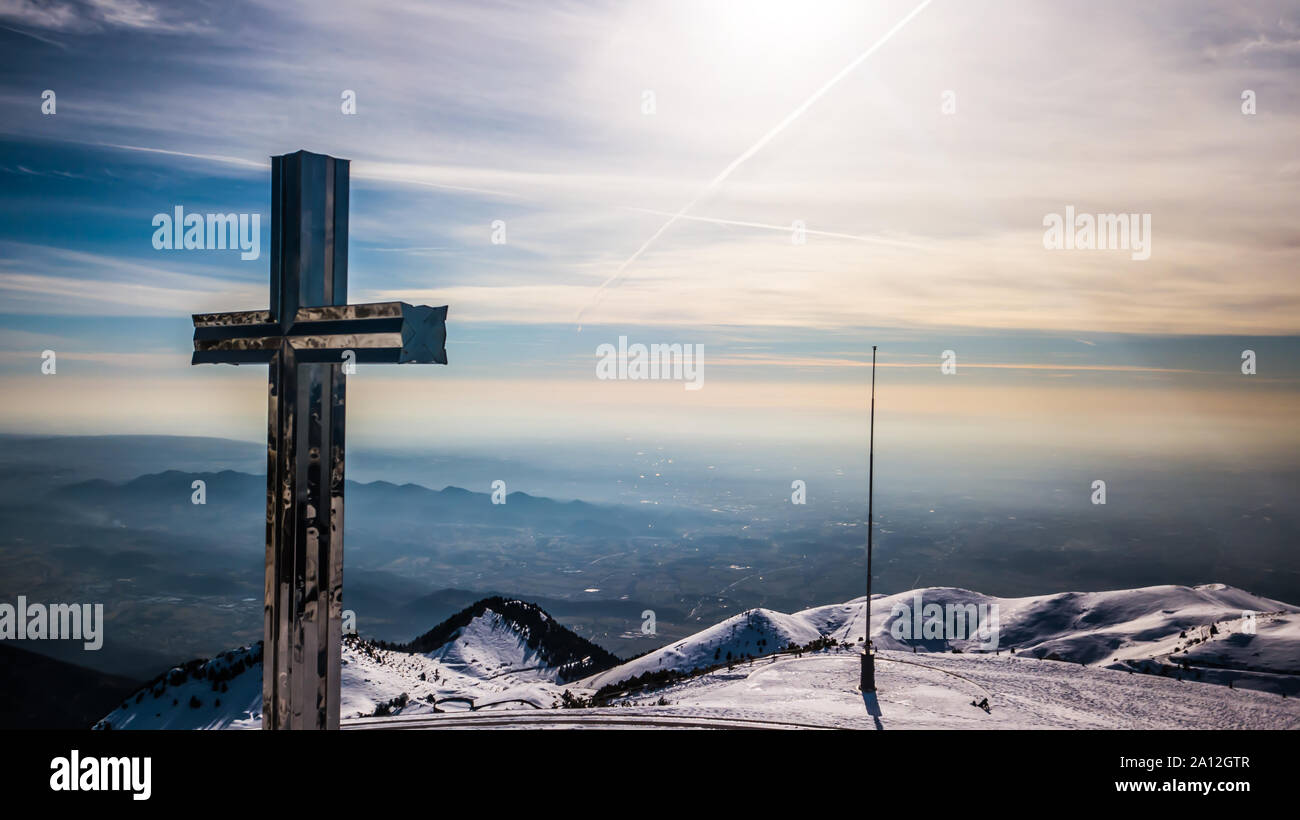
[97,583,1300,730]
[529,649,1300,730]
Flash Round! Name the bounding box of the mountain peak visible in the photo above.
[401,596,619,683]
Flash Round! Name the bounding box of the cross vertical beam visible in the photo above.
[266,151,349,730]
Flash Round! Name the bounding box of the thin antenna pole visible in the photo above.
[867,344,875,613]
[860,345,877,692]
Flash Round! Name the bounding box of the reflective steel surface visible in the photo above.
[189,150,448,729]
[190,301,448,365]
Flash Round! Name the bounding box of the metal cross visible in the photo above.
[190,149,447,729]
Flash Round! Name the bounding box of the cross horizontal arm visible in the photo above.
[191,302,447,365]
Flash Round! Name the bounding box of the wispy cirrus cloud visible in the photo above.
[0,242,263,315]
[0,0,203,33]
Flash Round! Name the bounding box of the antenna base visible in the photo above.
[859,649,876,693]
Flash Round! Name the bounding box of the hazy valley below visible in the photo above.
[1,433,1296,681]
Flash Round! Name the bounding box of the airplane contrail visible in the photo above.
[574,0,935,328]
[621,207,930,250]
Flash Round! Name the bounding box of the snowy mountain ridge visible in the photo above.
[96,582,1300,730]
[581,582,1299,694]
[95,598,614,730]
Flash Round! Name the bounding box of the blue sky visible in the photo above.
[0,0,1297,469]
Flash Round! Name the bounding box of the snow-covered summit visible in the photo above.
[582,607,823,691]
[402,596,619,683]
